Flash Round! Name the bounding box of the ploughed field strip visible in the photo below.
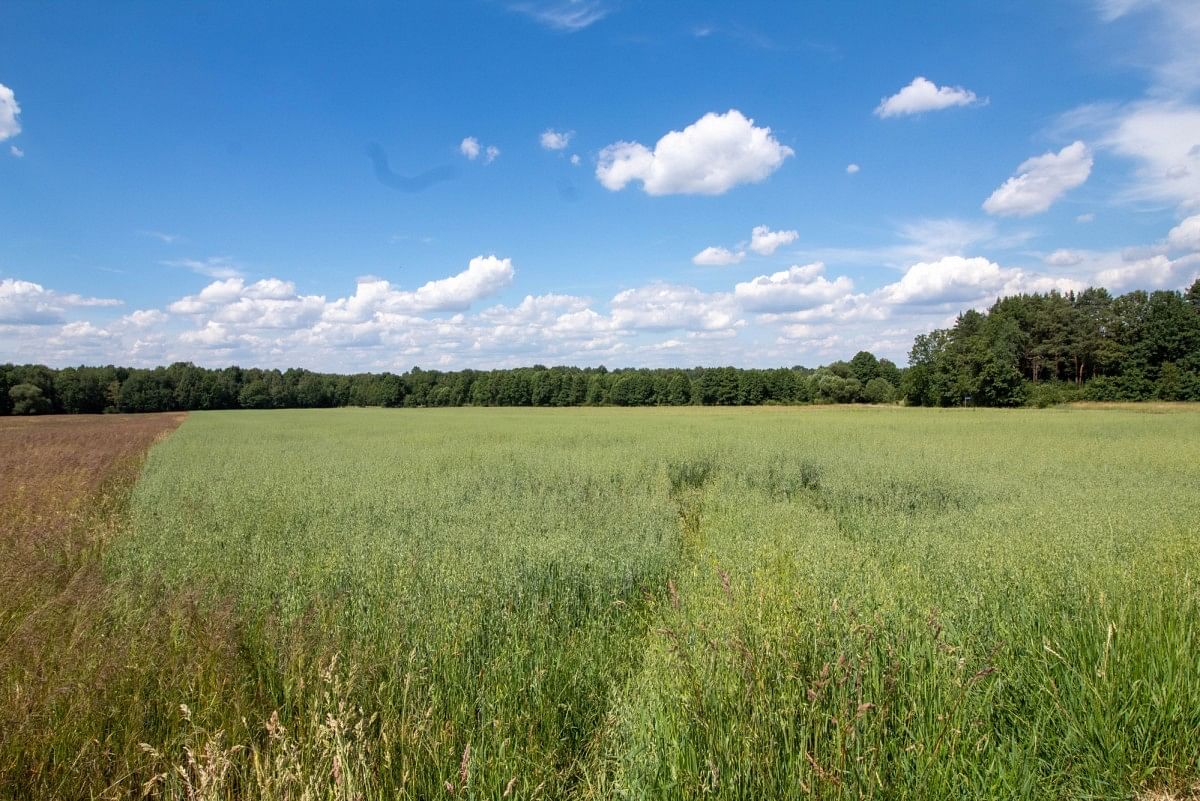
[4,406,1200,800]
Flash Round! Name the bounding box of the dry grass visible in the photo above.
[1139,785,1200,801]
[1065,401,1200,412]
[0,413,187,799]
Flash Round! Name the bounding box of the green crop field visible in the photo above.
[6,406,1200,800]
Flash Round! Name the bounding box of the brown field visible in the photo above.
[0,413,186,798]
[1065,401,1200,412]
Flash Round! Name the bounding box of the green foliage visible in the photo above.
[863,376,897,404]
[901,284,1200,406]
[8,382,51,415]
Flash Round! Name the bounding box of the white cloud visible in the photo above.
[983,141,1093,217]
[1096,253,1200,290]
[570,153,581,166]
[323,256,514,322]
[874,77,980,118]
[163,261,511,333]
[0,83,21,142]
[733,263,854,312]
[59,321,113,339]
[610,283,740,331]
[540,129,574,150]
[508,0,610,31]
[692,246,745,266]
[122,309,168,327]
[846,163,860,174]
[460,137,481,159]
[10,145,23,158]
[0,278,121,325]
[596,109,793,196]
[179,321,248,349]
[880,256,1082,306]
[1101,102,1200,208]
[748,225,798,256]
[163,256,244,280]
[484,145,500,164]
[1168,214,1200,251]
[1045,249,1086,266]
[1076,212,1096,223]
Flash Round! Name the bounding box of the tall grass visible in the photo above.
[5,406,1199,799]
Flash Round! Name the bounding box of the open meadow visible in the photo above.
[2,406,1199,800]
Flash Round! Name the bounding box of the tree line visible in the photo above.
[903,280,1200,407]
[0,355,902,415]
[3,280,1197,414]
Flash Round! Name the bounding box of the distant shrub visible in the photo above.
[863,377,897,404]
[9,383,51,415]
[1025,381,1083,408]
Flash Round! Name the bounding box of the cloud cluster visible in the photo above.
[749,225,798,256]
[596,110,793,195]
[0,278,120,325]
[983,141,1093,217]
[874,77,980,118]
[539,129,573,150]
[0,83,20,143]
[733,263,853,312]
[693,225,797,265]
[461,137,500,164]
[1169,215,1200,251]
[6,209,1198,372]
[692,246,744,266]
[878,255,1082,305]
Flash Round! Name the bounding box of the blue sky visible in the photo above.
[2,0,1199,370]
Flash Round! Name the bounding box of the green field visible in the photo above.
[54,407,1200,798]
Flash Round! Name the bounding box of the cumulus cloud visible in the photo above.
[540,129,573,150]
[122,309,168,327]
[166,257,514,333]
[10,145,23,158]
[610,283,740,331]
[749,225,798,256]
[0,278,121,325]
[323,256,514,322]
[733,263,854,313]
[484,145,500,164]
[596,109,793,195]
[692,246,745,266]
[879,256,1082,306]
[983,141,1093,217]
[0,83,21,142]
[874,77,980,118]
[846,163,860,174]
[1096,253,1199,290]
[460,137,481,160]
[570,153,581,166]
[1168,214,1200,251]
[1045,249,1086,266]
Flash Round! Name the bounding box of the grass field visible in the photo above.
[3,406,1199,799]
